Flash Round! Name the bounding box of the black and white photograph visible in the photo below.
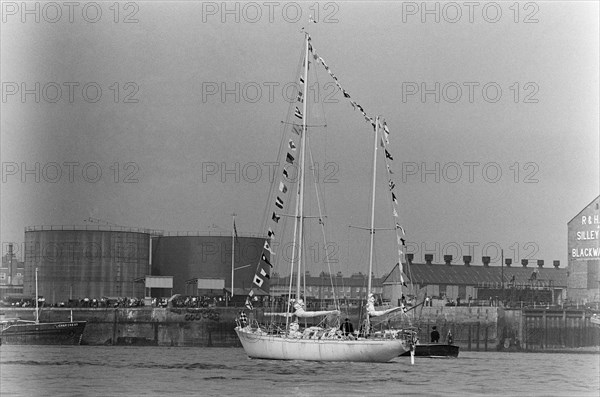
[1,1,598,396]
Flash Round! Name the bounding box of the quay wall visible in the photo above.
[2,306,597,351]
[0,307,242,347]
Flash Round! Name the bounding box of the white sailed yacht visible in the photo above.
[235,30,415,362]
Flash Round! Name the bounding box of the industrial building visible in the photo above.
[23,226,155,303]
[268,271,384,303]
[151,232,266,297]
[20,226,267,303]
[383,254,567,308]
[0,243,25,298]
[567,195,600,303]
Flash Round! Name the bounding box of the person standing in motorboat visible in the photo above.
[430,326,440,343]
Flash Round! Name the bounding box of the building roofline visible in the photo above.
[567,195,600,224]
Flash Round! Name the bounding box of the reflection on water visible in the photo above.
[1,346,598,396]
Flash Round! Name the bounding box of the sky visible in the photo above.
[1,1,598,278]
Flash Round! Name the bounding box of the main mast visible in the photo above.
[294,32,310,302]
[366,117,379,331]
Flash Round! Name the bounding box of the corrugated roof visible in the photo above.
[384,262,567,287]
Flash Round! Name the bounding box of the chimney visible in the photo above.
[482,256,490,267]
[444,255,452,265]
[463,255,472,266]
[505,258,512,267]
[407,253,414,264]
[521,259,528,267]
[424,254,433,265]
[553,260,560,269]
[537,260,544,268]
[7,243,14,285]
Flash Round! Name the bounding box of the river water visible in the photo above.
[0,346,598,396]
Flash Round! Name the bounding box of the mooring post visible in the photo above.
[468,324,472,351]
[112,308,118,345]
[484,325,488,351]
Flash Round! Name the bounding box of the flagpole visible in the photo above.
[501,248,504,305]
[231,213,236,304]
[35,267,39,324]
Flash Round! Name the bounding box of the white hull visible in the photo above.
[235,327,409,362]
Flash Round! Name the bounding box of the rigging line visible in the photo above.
[259,39,305,235]
[308,142,340,312]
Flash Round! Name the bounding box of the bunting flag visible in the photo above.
[253,274,264,288]
[309,40,376,129]
[295,107,303,119]
[383,122,390,145]
[282,168,289,179]
[267,229,275,240]
[261,253,272,267]
[297,91,303,103]
[245,296,253,310]
[272,212,280,223]
[264,241,276,256]
[260,268,270,279]
[288,140,296,151]
[286,153,295,164]
[299,76,304,84]
[379,118,406,287]
[275,196,284,209]
[279,181,288,193]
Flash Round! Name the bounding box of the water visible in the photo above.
[1,346,598,396]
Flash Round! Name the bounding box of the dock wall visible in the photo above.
[1,306,597,351]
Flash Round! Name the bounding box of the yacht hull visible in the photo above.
[236,327,409,362]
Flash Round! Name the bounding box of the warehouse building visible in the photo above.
[383,254,567,308]
[567,195,600,303]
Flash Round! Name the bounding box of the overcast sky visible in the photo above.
[1,1,598,277]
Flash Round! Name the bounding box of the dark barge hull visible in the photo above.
[400,343,460,357]
[0,321,86,345]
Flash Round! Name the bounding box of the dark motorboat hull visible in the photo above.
[401,343,459,357]
[0,321,86,345]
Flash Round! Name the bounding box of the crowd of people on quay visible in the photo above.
[0,295,224,309]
